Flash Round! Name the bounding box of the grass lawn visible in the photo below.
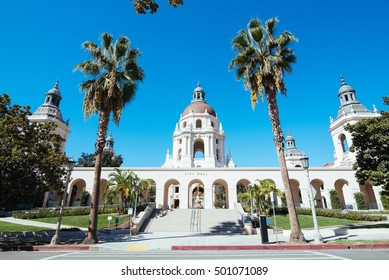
[0,221,51,232]
[269,214,361,230]
[33,214,129,230]
[0,214,366,232]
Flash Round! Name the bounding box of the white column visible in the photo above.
[373,187,383,210]
[179,181,189,209]
[204,182,213,209]
[208,135,211,156]
[155,184,165,209]
[228,183,237,209]
[300,186,310,208]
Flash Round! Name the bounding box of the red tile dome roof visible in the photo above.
[182,101,216,117]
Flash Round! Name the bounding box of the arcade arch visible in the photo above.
[141,179,156,204]
[334,179,348,209]
[189,179,205,209]
[212,179,228,209]
[290,179,302,207]
[311,179,324,208]
[164,179,180,209]
[68,179,86,207]
[99,179,109,205]
[359,181,378,209]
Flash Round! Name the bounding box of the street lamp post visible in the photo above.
[50,157,75,245]
[301,154,323,244]
[133,182,141,220]
[130,181,141,235]
[248,184,254,218]
[270,191,279,243]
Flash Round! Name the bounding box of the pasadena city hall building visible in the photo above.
[29,79,384,211]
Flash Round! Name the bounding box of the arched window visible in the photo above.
[193,139,204,159]
[340,134,349,153]
[178,148,182,160]
[196,119,202,129]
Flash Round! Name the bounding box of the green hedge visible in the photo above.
[329,189,342,210]
[12,206,121,219]
[12,204,149,220]
[354,192,368,210]
[272,207,387,222]
[380,191,389,210]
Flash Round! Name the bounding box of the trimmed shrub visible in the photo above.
[380,191,389,210]
[12,206,121,219]
[80,191,90,207]
[354,192,368,210]
[269,207,387,222]
[329,189,342,209]
[301,208,386,221]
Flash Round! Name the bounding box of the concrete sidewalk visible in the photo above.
[1,217,389,251]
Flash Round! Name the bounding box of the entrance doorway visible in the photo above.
[191,182,204,209]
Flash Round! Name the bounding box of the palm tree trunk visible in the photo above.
[83,109,110,244]
[265,89,306,243]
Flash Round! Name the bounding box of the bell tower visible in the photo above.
[104,131,115,153]
[28,81,71,152]
[329,77,380,167]
[285,131,304,168]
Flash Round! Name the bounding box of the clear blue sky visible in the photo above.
[1,0,388,168]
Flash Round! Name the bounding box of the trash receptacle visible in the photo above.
[259,215,269,244]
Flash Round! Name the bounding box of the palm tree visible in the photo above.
[254,179,281,215]
[229,18,305,242]
[240,180,279,215]
[74,33,144,244]
[108,168,133,213]
[139,179,151,204]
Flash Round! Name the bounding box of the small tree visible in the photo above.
[77,150,123,167]
[329,189,342,210]
[214,185,226,209]
[240,179,280,216]
[0,94,67,210]
[280,192,287,207]
[381,191,389,210]
[346,97,389,210]
[80,191,90,207]
[354,192,368,210]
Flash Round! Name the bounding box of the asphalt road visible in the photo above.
[1,249,389,260]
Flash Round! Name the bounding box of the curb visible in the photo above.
[2,243,389,252]
[0,244,91,252]
[172,243,389,251]
[32,245,92,251]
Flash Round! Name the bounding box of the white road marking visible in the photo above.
[40,252,78,260]
[307,250,351,260]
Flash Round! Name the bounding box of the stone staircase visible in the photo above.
[140,209,243,234]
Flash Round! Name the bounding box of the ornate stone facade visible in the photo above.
[38,80,384,211]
